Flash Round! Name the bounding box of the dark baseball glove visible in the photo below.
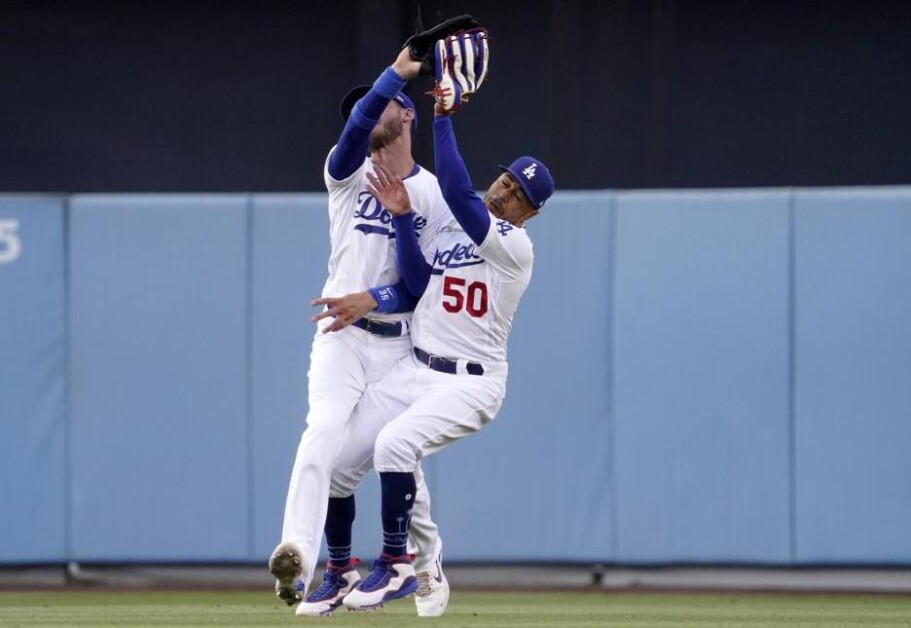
[403,14,480,76]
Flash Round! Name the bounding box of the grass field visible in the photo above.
[1,590,910,627]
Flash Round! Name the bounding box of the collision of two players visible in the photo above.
[269,14,555,617]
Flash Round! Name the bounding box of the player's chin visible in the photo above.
[369,135,389,152]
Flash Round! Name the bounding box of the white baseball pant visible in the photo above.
[329,351,507,556]
[279,325,439,580]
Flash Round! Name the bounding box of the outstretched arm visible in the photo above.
[327,49,422,180]
[432,113,490,245]
[310,280,418,334]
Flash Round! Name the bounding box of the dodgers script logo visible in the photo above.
[353,191,426,238]
[433,241,484,270]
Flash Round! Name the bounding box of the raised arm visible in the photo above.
[432,114,490,245]
[327,49,421,180]
[327,70,403,180]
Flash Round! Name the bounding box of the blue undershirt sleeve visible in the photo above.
[433,115,491,245]
[327,68,407,180]
[392,213,432,297]
[368,279,419,314]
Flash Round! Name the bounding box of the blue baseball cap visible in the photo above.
[339,85,418,129]
[498,156,555,209]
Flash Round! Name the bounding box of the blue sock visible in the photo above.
[325,496,355,568]
[380,471,416,558]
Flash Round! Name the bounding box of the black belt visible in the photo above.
[352,317,404,337]
[413,347,485,376]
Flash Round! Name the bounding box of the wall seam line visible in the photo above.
[788,187,798,564]
[63,195,74,568]
[246,194,256,560]
[607,191,619,562]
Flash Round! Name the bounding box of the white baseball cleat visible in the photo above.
[414,550,450,617]
[295,560,362,617]
[268,541,307,606]
[342,554,418,611]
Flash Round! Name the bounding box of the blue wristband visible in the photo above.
[368,285,401,314]
[351,68,407,130]
[374,67,406,99]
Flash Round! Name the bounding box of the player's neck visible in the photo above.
[370,138,415,180]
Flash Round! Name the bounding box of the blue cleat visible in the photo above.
[295,560,362,616]
[342,554,418,611]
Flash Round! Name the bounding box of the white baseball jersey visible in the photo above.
[279,149,450,582]
[325,214,533,507]
[411,215,534,364]
[322,149,450,322]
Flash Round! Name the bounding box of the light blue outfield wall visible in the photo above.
[249,194,331,559]
[3,188,911,564]
[68,196,250,561]
[612,191,793,563]
[793,188,911,563]
[0,198,67,562]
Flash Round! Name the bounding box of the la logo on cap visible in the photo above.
[522,163,538,179]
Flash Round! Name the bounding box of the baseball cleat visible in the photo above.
[342,554,418,611]
[414,549,450,617]
[269,541,306,606]
[295,560,362,617]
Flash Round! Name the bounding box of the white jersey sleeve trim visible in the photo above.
[476,217,533,279]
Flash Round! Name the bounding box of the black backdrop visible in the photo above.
[3,0,910,192]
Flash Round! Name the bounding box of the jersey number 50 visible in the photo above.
[442,276,488,317]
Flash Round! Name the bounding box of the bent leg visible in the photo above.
[373,370,505,474]
[327,379,409,499]
[327,360,441,568]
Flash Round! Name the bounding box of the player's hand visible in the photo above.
[392,46,422,80]
[311,292,378,333]
[366,164,412,216]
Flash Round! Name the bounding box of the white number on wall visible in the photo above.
[0,219,22,264]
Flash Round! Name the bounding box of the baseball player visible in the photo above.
[269,44,453,617]
[310,46,556,609]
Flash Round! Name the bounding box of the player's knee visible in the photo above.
[328,482,355,500]
[373,424,418,472]
[329,466,362,498]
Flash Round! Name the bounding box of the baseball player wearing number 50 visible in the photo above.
[269,45,453,617]
[312,98,555,610]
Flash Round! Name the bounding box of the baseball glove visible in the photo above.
[403,14,480,76]
[432,29,490,113]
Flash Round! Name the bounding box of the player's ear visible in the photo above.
[402,108,415,124]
